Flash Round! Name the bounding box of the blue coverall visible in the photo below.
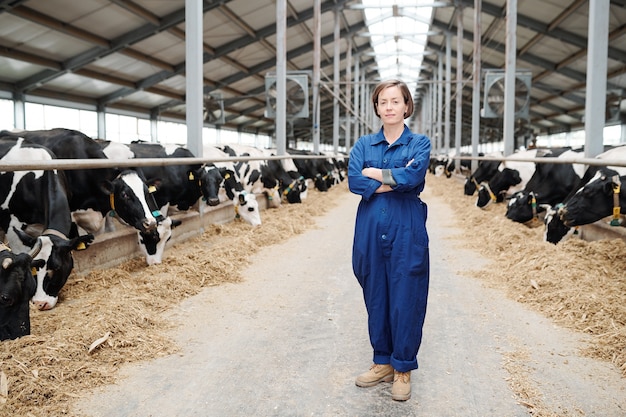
[348,125,431,373]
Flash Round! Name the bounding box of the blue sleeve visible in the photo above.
[388,134,431,193]
[348,136,380,201]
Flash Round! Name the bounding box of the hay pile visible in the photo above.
[425,174,626,377]
[0,184,341,416]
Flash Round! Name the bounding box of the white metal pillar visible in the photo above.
[275,0,287,155]
[97,104,106,139]
[503,0,517,156]
[353,57,360,148]
[345,38,352,150]
[185,0,203,157]
[333,8,341,152]
[455,6,463,165]
[13,93,25,130]
[584,0,610,158]
[312,0,321,153]
[471,0,482,171]
[437,56,443,152]
[445,32,452,155]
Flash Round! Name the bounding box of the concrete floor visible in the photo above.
[74,185,626,417]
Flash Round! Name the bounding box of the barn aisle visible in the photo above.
[74,182,626,417]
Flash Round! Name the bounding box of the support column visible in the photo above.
[584,0,610,158]
[312,0,321,153]
[185,0,203,157]
[275,0,287,155]
[333,8,341,152]
[13,92,26,130]
[345,38,352,150]
[455,6,464,165]
[353,57,360,149]
[445,32,452,155]
[97,103,106,139]
[471,0,482,171]
[503,0,517,156]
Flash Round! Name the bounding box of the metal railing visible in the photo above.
[453,155,626,168]
[0,154,342,172]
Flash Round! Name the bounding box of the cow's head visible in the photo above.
[282,177,304,204]
[101,170,160,233]
[476,168,521,208]
[196,164,224,207]
[234,191,261,226]
[0,242,44,340]
[13,227,94,310]
[219,168,241,201]
[263,185,282,208]
[506,191,546,226]
[464,177,480,196]
[560,170,623,227]
[543,204,575,244]
[137,216,182,266]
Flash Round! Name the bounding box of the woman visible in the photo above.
[348,79,431,402]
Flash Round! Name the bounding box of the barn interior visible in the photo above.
[0,1,625,153]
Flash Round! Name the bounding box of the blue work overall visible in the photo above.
[348,126,431,373]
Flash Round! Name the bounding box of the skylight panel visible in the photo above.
[360,0,433,84]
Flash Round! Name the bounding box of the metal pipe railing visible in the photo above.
[0,154,342,172]
[453,155,626,168]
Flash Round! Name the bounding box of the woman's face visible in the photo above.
[377,86,407,124]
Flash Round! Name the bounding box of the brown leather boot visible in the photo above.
[355,364,394,387]
[391,370,411,401]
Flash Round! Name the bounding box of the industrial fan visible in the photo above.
[482,70,531,118]
[265,72,309,118]
[203,93,225,124]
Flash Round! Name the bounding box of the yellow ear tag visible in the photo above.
[31,267,37,276]
[76,242,86,250]
[225,173,231,179]
[148,185,157,193]
[188,172,195,180]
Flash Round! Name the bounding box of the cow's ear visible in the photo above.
[147,179,162,192]
[72,233,95,251]
[31,259,46,270]
[12,226,36,247]
[100,180,114,195]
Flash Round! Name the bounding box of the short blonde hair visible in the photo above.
[372,79,414,119]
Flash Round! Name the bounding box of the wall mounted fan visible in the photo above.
[265,72,309,119]
[482,70,531,119]
[203,93,225,124]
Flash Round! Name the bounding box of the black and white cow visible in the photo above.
[544,145,626,244]
[475,149,553,208]
[0,137,93,310]
[463,151,503,195]
[203,145,263,225]
[0,242,44,340]
[287,148,330,192]
[0,128,161,235]
[505,149,585,225]
[559,168,626,228]
[221,144,281,208]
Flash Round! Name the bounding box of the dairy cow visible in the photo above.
[221,144,280,207]
[0,242,44,340]
[475,149,553,208]
[286,148,329,192]
[463,151,503,195]
[505,149,585,225]
[0,128,161,235]
[202,145,263,226]
[0,137,93,310]
[544,145,626,244]
[560,168,626,228]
